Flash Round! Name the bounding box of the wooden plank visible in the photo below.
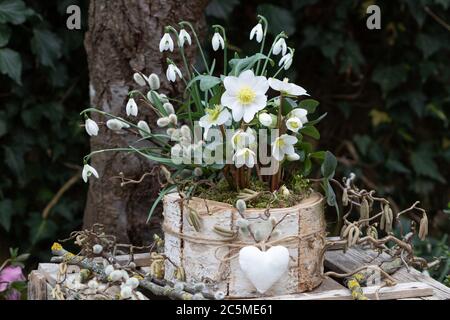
[313,277,346,292]
[28,271,47,300]
[324,247,450,300]
[252,282,433,300]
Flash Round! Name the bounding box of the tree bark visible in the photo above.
[83,0,209,243]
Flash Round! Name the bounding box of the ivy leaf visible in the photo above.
[187,75,221,92]
[321,151,337,179]
[410,149,445,183]
[299,99,319,114]
[300,125,320,139]
[0,47,21,84]
[257,4,295,36]
[0,23,11,46]
[30,28,62,68]
[372,65,408,96]
[0,0,33,24]
[416,33,441,59]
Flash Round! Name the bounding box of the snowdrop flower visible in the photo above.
[286,117,303,133]
[221,70,269,123]
[166,63,182,82]
[126,277,140,289]
[104,265,114,276]
[231,129,255,150]
[126,98,138,117]
[85,118,99,136]
[233,148,256,168]
[279,52,293,70]
[82,164,99,183]
[109,270,122,282]
[163,102,175,115]
[137,120,151,137]
[159,33,174,52]
[272,134,298,161]
[133,73,147,86]
[250,23,263,43]
[168,114,178,125]
[88,280,99,290]
[157,117,170,127]
[272,38,287,56]
[290,108,308,124]
[92,244,103,254]
[120,285,133,299]
[147,73,160,90]
[178,29,192,47]
[106,119,129,131]
[258,112,276,128]
[268,78,308,96]
[212,32,224,51]
[199,104,231,138]
[286,153,300,161]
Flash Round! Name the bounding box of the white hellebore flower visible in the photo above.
[231,129,256,150]
[233,148,256,168]
[272,134,298,161]
[221,70,269,123]
[159,33,174,52]
[126,98,138,117]
[82,164,99,183]
[212,32,224,51]
[258,112,277,128]
[178,29,192,47]
[286,117,303,133]
[199,104,231,138]
[133,73,147,86]
[166,64,182,82]
[272,38,287,56]
[290,108,308,124]
[85,118,99,136]
[137,120,151,137]
[250,23,263,43]
[268,78,309,96]
[106,119,129,131]
[279,52,293,70]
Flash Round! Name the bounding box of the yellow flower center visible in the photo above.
[237,86,256,105]
[207,105,221,121]
[275,138,285,148]
[290,121,299,128]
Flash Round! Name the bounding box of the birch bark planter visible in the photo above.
[162,191,326,298]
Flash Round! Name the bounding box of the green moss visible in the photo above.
[193,175,312,209]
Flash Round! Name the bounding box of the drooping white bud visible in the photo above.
[166,64,182,82]
[109,270,122,282]
[211,32,224,51]
[163,102,175,115]
[121,270,129,281]
[82,164,99,183]
[147,73,160,90]
[92,244,103,254]
[133,73,147,86]
[272,38,287,56]
[168,113,178,125]
[157,117,170,127]
[126,277,140,289]
[126,98,138,117]
[159,33,174,52]
[178,29,192,47]
[286,153,300,161]
[85,118,99,136]
[250,23,264,43]
[120,285,133,299]
[279,52,293,70]
[106,119,126,131]
[137,120,151,137]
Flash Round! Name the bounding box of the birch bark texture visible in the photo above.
[163,192,326,298]
[83,0,209,243]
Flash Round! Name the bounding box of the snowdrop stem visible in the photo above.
[212,24,227,74]
[255,15,268,75]
[83,147,138,163]
[179,21,210,74]
[260,32,287,76]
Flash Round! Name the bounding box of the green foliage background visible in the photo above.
[0,0,449,281]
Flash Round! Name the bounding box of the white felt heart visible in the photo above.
[238,245,289,294]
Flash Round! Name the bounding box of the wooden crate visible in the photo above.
[28,242,450,300]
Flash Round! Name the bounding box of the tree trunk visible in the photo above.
[83,0,209,244]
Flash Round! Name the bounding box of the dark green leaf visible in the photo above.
[0,47,21,84]
[299,99,319,114]
[257,4,295,36]
[372,65,408,96]
[205,0,239,19]
[416,33,441,59]
[30,28,62,68]
[0,23,11,46]
[0,199,13,231]
[0,0,33,24]
[321,151,337,179]
[300,125,320,139]
[410,149,445,183]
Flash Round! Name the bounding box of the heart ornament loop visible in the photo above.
[238,245,290,294]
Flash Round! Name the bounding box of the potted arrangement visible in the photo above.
[80,16,339,298]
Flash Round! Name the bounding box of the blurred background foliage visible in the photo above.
[0,0,449,282]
